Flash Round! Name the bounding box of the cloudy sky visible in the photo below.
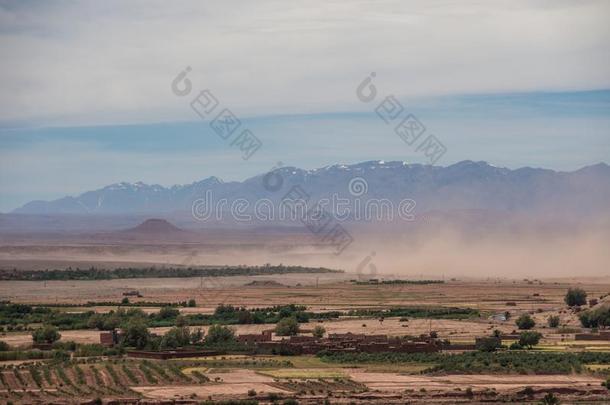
[0,0,609,211]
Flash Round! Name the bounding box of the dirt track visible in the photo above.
[132,369,290,399]
[348,371,604,392]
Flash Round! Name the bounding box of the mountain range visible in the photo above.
[11,160,610,220]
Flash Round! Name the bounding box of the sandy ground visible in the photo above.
[0,273,349,305]
[2,277,607,315]
[347,371,605,392]
[0,329,103,346]
[132,369,290,399]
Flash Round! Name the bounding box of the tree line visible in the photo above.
[0,264,341,281]
[319,351,610,374]
[0,302,481,332]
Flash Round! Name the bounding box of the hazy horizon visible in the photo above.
[0,0,608,277]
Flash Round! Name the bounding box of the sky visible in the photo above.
[0,0,609,212]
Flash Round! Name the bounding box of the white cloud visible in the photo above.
[0,0,609,126]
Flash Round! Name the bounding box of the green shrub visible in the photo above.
[53,350,70,362]
[519,331,542,348]
[579,305,610,328]
[476,337,501,352]
[275,317,300,336]
[120,319,150,349]
[0,350,54,362]
[205,324,237,347]
[32,325,61,344]
[313,325,326,339]
[159,326,191,349]
[515,313,535,330]
[319,351,610,374]
[541,392,560,404]
[547,315,560,328]
[74,344,106,357]
[565,288,587,307]
[509,342,523,350]
[522,386,535,397]
[157,306,180,319]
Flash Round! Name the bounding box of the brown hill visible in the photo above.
[125,218,185,234]
[243,280,285,287]
[115,218,197,242]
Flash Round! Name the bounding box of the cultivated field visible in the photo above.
[1,274,610,404]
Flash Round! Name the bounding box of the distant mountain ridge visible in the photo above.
[12,160,610,219]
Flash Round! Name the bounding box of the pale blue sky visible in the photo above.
[0,1,609,212]
[1,90,609,212]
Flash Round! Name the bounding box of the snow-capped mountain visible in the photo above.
[11,160,610,218]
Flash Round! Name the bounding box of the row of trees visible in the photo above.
[319,350,610,374]
[272,317,326,338]
[478,330,541,352]
[28,320,238,351]
[32,312,323,351]
[86,304,318,332]
[0,265,340,281]
[510,286,599,331]
[514,313,558,329]
[564,287,610,328]
[347,306,479,320]
[3,301,486,332]
[122,320,238,350]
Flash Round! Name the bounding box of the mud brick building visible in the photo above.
[575,331,610,341]
[99,329,123,346]
[236,330,273,345]
[239,331,440,354]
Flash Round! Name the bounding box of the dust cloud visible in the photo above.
[1,216,608,280]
